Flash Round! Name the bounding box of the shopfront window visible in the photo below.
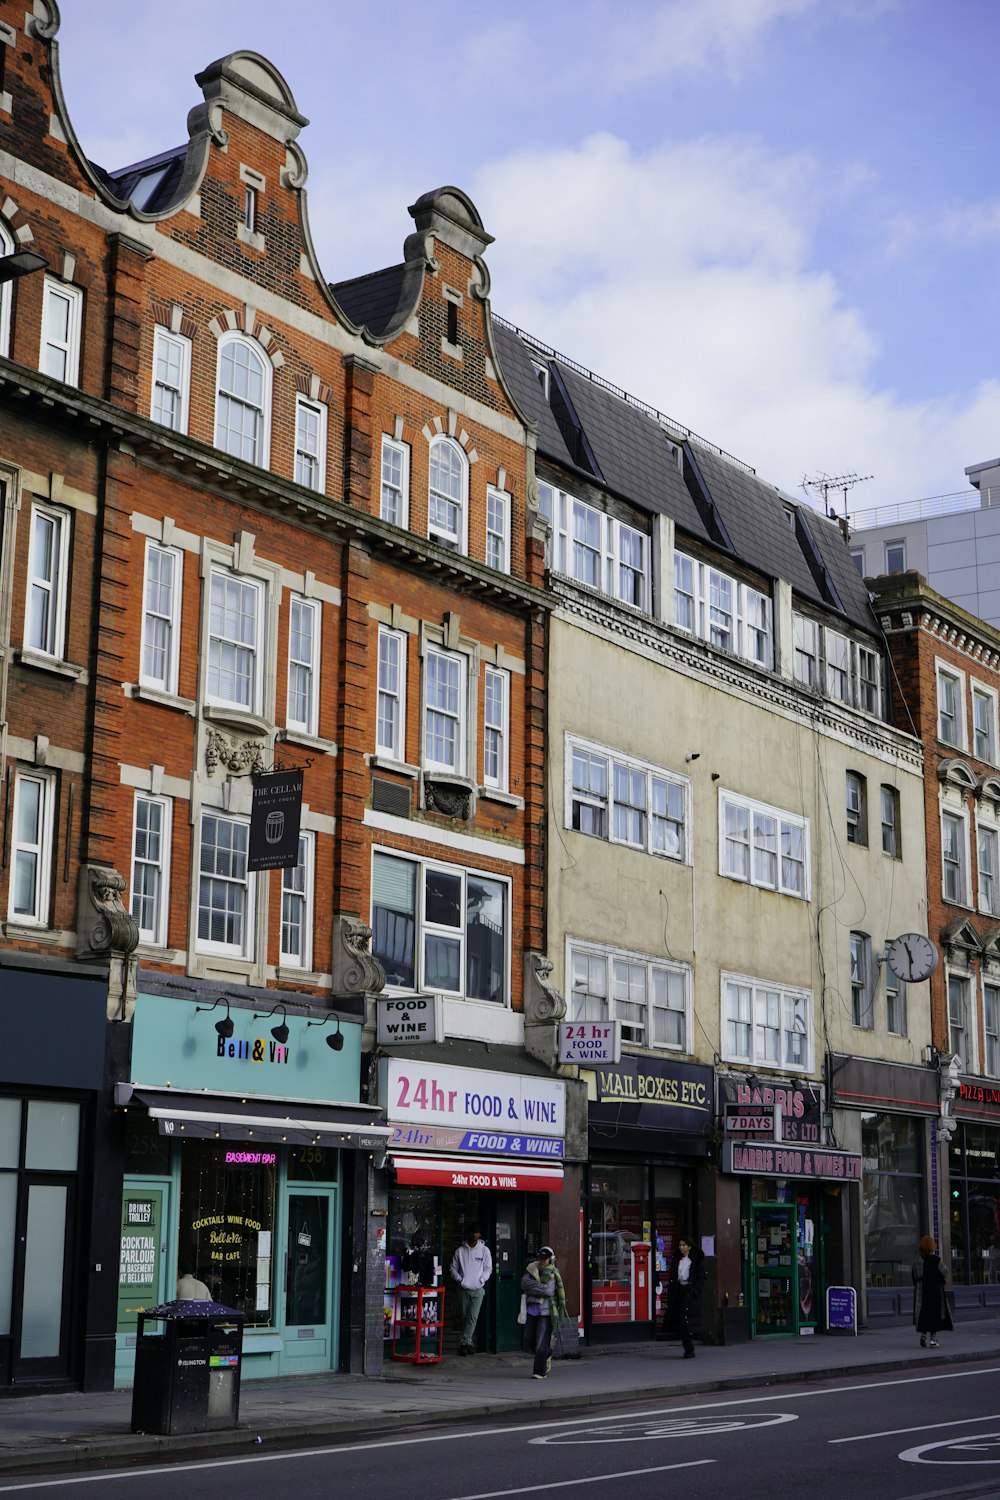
[948,1124,1000,1285]
[862,1113,923,1289]
[590,1164,647,1324]
[178,1139,276,1323]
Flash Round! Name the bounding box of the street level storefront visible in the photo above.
[113,988,387,1388]
[829,1054,938,1326]
[949,1079,1000,1302]
[0,958,112,1392]
[719,1074,861,1339]
[378,1044,569,1354]
[582,1055,713,1344]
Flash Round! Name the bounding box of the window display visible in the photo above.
[862,1113,922,1289]
[178,1139,275,1322]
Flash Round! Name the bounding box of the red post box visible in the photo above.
[630,1241,652,1321]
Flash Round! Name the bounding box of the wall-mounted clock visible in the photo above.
[886,932,938,983]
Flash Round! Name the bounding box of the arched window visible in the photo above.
[214,334,271,466]
[427,436,467,553]
[0,221,12,359]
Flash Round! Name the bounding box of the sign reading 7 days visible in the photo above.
[387,1058,565,1137]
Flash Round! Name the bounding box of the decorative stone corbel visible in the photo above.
[205,728,267,777]
[76,864,140,1021]
[523,953,567,1071]
[332,915,386,999]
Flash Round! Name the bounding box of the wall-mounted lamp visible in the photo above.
[195,997,234,1040]
[306,1013,344,1051]
[684,753,700,763]
[0,250,48,284]
[252,1003,289,1046]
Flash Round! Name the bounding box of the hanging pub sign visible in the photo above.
[248,768,303,871]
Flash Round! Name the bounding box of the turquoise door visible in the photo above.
[282,1186,338,1372]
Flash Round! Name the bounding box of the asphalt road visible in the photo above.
[6,1362,1000,1499]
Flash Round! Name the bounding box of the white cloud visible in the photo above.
[472,130,998,505]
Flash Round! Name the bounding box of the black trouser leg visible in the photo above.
[530,1315,552,1375]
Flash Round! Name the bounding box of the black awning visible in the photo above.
[123,1088,390,1149]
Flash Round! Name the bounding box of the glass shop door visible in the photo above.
[750,1203,798,1337]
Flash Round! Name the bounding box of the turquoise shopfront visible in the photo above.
[113,988,388,1388]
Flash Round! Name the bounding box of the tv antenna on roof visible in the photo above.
[800,471,873,524]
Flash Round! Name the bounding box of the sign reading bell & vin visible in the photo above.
[249,769,303,872]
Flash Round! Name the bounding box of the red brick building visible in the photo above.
[0,2,562,1391]
[874,571,1000,1308]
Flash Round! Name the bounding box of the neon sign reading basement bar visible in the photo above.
[224,1150,277,1165]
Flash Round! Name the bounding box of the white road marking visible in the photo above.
[3,1365,998,1492]
[831,1414,1000,1445]
[900,1432,1000,1466]
[446,1459,714,1499]
[531,1412,797,1443]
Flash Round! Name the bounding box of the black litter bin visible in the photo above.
[131,1300,245,1435]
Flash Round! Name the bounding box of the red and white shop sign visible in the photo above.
[591,1286,632,1323]
[391,1155,563,1194]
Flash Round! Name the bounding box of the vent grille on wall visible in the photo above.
[372,777,411,819]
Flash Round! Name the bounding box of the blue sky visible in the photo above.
[54,0,1000,513]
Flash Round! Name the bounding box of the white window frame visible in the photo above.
[130,792,172,947]
[884,539,906,574]
[427,436,468,553]
[150,326,191,434]
[370,848,511,1004]
[850,932,873,1029]
[9,769,55,926]
[972,682,999,765]
[719,789,809,898]
[792,614,819,689]
[423,645,467,775]
[569,939,692,1052]
[721,971,812,1072]
[545,485,651,612]
[376,626,407,762]
[978,821,1000,917]
[286,595,320,736]
[380,436,410,528]
[206,567,265,714]
[140,540,182,695]
[880,784,900,859]
[846,771,867,847]
[936,663,966,748]
[984,981,1000,1078]
[567,736,690,863]
[294,394,327,493]
[674,551,772,669]
[214,332,272,468]
[942,809,970,906]
[856,644,881,716]
[40,278,82,386]
[825,629,851,703]
[25,502,70,659]
[483,666,509,791]
[196,811,254,958]
[280,831,314,970]
[486,486,511,573]
[948,971,971,1070]
[0,221,13,359]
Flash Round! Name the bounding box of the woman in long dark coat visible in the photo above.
[662,1237,706,1358]
[912,1233,953,1348]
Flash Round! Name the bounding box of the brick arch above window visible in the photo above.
[294,372,332,404]
[207,307,285,370]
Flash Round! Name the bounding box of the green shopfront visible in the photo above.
[113,989,387,1388]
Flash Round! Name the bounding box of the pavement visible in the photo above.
[2,1318,1000,1478]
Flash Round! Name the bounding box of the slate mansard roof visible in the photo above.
[492,319,878,638]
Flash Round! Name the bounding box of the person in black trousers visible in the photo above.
[662,1236,706,1358]
[912,1233,953,1348]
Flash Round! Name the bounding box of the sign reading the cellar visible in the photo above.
[248,769,303,872]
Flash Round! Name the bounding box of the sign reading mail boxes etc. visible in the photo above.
[377,995,444,1046]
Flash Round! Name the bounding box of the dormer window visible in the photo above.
[531,361,550,399]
